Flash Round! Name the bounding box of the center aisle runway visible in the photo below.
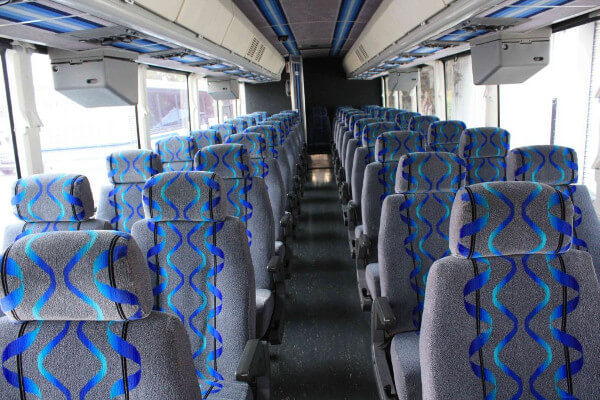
[271,154,378,400]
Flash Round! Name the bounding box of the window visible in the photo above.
[499,23,597,194]
[31,53,138,199]
[147,69,190,144]
[445,56,499,127]
[0,53,19,246]
[219,99,237,122]
[400,87,418,112]
[198,78,218,129]
[418,66,436,115]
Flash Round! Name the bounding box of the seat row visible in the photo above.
[331,105,600,399]
[0,109,306,399]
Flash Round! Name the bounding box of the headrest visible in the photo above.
[230,118,249,132]
[155,136,197,164]
[507,145,578,186]
[395,111,421,129]
[449,181,574,258]
[384,109,403,122]
[410,115,440,135]
[427,120,467,145]
[362,122,401,147]
[195,144,252,179]
[143,171,226,222]
[191,129,223,149]
[251,111,268,121]
[354,118,379,137]
[12,174,95,222]
[259,121,286,143]
[396,152,465,194]
[226,133,267,159]
[348,113,369,128]
[212,123,237,138]
[107,150,162,184]
[375,131,424,163]
[459,127,511,159]
[0,230,153,321]
[245,125,279,148]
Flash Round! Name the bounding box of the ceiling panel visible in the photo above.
[233,0,383,57]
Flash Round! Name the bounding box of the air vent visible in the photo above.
[246,37,260,59]
[355,48,364,63]
[358,44,369,62]
[255,44,266,62]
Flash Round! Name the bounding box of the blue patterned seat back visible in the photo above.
[132,171,256,395]
[459,127,511,185]
[348,113,370,132]
[409,115,440,138]
[4,174,111,249]
[354,118,380,141]
[191,129,222,150]
[421,181,600,399]
[245,125,279,155]
[229,118,249,134]
[0,230,201,399]
[395,111,421,130]
[259,120,286,146]
[251,111,268,122]
[155,136,197,172]
[227,134,287,240]
[507,145,600,274]
[362,122,401,149]
[195,144,275,290]
[98,150,162,234]
[427,120,467,153]
[362,132,425,240]
[379,152,465,332]
[383,109,405,122]
[211,123,237,141]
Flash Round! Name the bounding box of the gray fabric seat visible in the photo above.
[395,111,421,131]
[421,181,600,399]
[4,174,111,250]
[383,109,404,123]
[507,145,600,277]
[191,129,223,150]
[132,171,268,398]
[426,120,467,153]
[0,230,201,399]
[98,150,163,233]
[371,152,465,400]
[155,136,197,172]
[409,115,440,139]
[365,262,380,302]
[211,123,237,141]
[459,127,511,184]
[342,117,379,194]
[356,131,424,309]
[195,144,285,343]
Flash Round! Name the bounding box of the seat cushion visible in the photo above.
[390,332,422,400]
[256,289,274,339]
[366,263,381,298]
[275,240,285,260]
[205,380,253,400]
[355,224,364,239]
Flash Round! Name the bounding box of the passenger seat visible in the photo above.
[155,135,197,171]
[98,149,163,233]
[395,111,421,131]
[426,120,466,152]
[191,128,223,149]
[421,181,600,399]
[132,171,271,399]
[4,174,111,250]
[459,127,511,184]
[0,230,203,399]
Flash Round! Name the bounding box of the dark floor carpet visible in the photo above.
[271,154,378,400]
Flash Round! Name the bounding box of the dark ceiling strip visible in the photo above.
[254,0,300,56]
[330,0,365,56]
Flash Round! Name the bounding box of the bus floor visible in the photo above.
[271,154,378,400]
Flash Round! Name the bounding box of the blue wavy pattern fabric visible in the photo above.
[155,136,197,172]
[375,131,424,163]
[396,152,465,194]
[226,133,270,179]
[211,124,237,141]
[460,128,511,185]
[427,120,467,153]
[409,115,440,136]
[353,118,379,142]
[362,122,401,149]
[396,112,421,131]
[191,129,222,150]
[510,146,577,187]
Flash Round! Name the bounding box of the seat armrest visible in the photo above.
[355,233,371,261]
[236,339,270,383]
[267,254,285,283]
[347,200,360,230]
[280,212,293,239]
[373,296,396,333]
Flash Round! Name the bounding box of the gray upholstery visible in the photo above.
[132,171,257,391]
[459,127,511,185]
[409,115,439,137]
[375,131,424,164]
[98,150,163,233]
[5,174,111,249]
[212,123,237,141]
[256,289,274,343]
[365,263,380,299]
[0,230,201,399]
[507,145,600,276]
[191,129,223,149]
[379,152,463,333]
[227,133,287,241]
[426,120,466,153]
[390,333,422,399]
[1,230,153,322]
[207,381,253,400]
[421,181,600,399]
[195,145,276,291]
[155,136,197,172]
[396,112,421,131]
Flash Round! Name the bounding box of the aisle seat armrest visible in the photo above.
[373,297,396,333]
[236,339,270,383]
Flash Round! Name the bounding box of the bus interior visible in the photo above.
[0,0,600,399]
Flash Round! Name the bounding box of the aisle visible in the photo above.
[271,154,378,400]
